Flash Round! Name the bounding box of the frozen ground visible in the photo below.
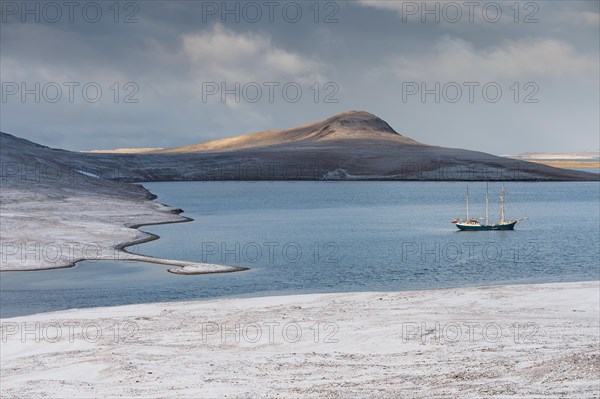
[0,187,242,273]
[1,281,598,398]
[0,132,242,273]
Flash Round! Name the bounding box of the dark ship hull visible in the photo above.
[454,221,517,231]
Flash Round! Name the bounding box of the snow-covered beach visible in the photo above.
[2,281,598,398]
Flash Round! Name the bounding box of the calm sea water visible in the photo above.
[2,182,599,318]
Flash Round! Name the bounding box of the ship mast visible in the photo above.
[466,185,469,220]
[500,184,505,223]
[485,183,489,225]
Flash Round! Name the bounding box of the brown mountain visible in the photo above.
[2,111,597,181]
[151,111,419,154]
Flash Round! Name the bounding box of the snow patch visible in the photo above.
[76,170,100,178]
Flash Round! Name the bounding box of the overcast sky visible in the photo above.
[1,0,598,154]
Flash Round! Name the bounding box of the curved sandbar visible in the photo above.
[0,188,245,274]
[119,217,248,275]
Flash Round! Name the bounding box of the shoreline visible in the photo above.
[4,279,598,323]
[116,215,249,275]
[0,215,247,275]
[0,187,246,275]
[3,276,598,320]
[2,278,599,320]
[2,280,598,397]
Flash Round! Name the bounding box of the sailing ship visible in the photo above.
[451,184,527,231]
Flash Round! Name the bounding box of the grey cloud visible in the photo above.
[0,0,597,154]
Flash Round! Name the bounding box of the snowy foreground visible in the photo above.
[1,281,598,398]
